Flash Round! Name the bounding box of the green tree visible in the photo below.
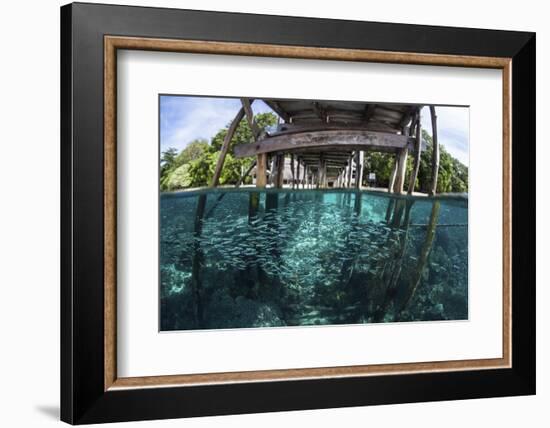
[160,147,178,178]
[416,130,468,193]
[210,112,277,152]
[184,111,277,188]
[364,129,468,193]
[174,139,209,165]
[161,163,192,191]
[364,152,395,187]
[160,139,210,191]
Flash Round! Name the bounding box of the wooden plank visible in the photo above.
[374,106,404,121]
[264,99,291,122]
[233,129,411,158]
[429,105,440,196]
[211,107,245,186]
[256,153,267,188]
[407,114,422,194]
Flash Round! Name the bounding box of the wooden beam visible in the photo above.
[407,114,422,195]
[256,153,267,188]
[264,100,291,122]
[429,105,440,196]
[233,129,411,158]
[211,107,245,187]
[275,122,399,136]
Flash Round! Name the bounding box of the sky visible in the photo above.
[160,96,469,166]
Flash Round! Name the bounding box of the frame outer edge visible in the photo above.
[510,33,536,391]
[60,3,75,424]
[63,3,536,423]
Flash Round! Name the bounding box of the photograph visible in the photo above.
[159,96,470,331]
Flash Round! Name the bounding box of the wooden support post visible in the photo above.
[290,154,295,189]
[190,194,207,327]
[344,158,348,187]
[316,154,323,189]
[393,147,409,194]
[359,151,364,188]
[276,154,285,188]
[398,201,440,314]
[256,153,267,188]
[429,105,440,196]
[319,154,328,188]
[393,123,411,194]
[388,155,398,193]
[346,153,354,187]
[296,157,300,189]
[211,107,245,187]
[407,114,422,195]
[269,156,276,186]
[355,151,364,189]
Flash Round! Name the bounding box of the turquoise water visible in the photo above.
[160,189,468,331]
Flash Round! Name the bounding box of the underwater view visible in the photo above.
[160,189,468,331]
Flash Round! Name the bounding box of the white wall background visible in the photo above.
[0,0,546,427]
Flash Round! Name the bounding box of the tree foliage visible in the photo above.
[363,129,468,193]
[160,112,278,191]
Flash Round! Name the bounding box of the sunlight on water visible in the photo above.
[160,189,468,331]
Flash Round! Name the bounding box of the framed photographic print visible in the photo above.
[60,2,536,424]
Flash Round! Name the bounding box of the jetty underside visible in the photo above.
[212,98,440,195]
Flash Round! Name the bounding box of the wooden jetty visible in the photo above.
[211,98,440,195]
